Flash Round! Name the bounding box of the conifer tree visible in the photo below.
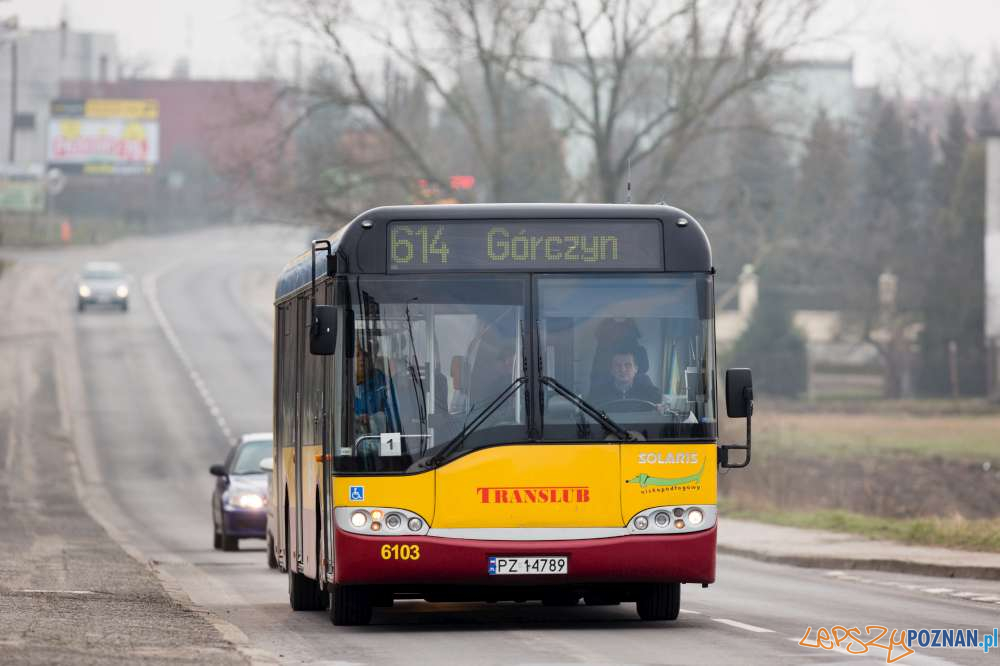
[851,98,916,396]
[918,143,987,395]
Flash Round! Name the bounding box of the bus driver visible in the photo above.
[588,346,662,407]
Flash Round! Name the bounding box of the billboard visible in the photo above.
[47,99,159,175]
[0,164,45,213]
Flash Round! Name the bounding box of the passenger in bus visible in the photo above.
[588,346,662,407]
[354,346,396,434]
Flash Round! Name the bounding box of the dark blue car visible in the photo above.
[210,433,272,551]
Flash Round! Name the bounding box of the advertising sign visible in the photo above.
[47,99,160,175]
[0,164,45,213]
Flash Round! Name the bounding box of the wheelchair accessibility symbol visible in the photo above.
[349,485,364,502]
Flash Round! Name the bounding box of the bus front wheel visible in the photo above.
[267,532,279,570]
[636,582,680,621]
[330,585,373,626]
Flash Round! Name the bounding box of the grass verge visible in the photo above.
[720,410,1000,461]
[725,506,1000,553]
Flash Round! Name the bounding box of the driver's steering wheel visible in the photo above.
[598,398,659,413]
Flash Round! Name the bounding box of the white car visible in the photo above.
[78,261,129,312]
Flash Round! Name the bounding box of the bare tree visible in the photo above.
[263,0,551,203]
[505,0,829,202]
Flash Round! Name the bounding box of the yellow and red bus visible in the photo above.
[270,204,753,625]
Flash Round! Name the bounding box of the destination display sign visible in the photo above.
[387,220,663,272]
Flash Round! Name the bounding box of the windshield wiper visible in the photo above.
[539,375,634,441]
[419,377,527,468]
[403,304,428,442]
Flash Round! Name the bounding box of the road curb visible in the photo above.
[719,544,1000,581]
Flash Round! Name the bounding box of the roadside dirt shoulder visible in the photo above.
[0,261,248,665]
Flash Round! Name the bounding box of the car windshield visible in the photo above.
[538,274,716,441]
[231,439,272,475]
[338,275,527,473]
[83,265,124,280]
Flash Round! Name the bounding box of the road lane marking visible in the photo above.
[713,618,775,633]
[829,570,1000,608]
[679,609,701,614]
[142,271,232,441]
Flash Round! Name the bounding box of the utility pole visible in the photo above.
[2,13,18,163]
[9,37,16,162]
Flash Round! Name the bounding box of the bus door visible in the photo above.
[322,281,340,581]
[275,303,287,565]
[294,294,307,568]
[276,300,297,567]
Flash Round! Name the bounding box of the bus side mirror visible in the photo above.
[725,368,753,418]
[311,305,337,355]
[720,368,753,468]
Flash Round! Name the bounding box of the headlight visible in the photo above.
[233,494,264,510]
[350,510,369,528]
[78,285,91,297]
[628,505,716,534]
[337,507,428,535]
[116,285,129,298]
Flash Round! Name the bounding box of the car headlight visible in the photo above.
[116,285,129,298]
[78,285,91,298]
[226,493,265,510]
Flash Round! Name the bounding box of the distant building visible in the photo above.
[0,21,118,165]
[761,58,857,158]
[56,78,290,225]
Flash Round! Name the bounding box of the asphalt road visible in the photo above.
[22,225,1000,664]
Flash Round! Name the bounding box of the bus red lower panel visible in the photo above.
[334,525,716,585]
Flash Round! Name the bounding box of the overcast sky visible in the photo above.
[5,0,999,88]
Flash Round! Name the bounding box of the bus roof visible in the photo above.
[275,203,712,302]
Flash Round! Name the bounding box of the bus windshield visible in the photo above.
[336,272,715,472]
[341,275,528,473]
[538,274,716,441]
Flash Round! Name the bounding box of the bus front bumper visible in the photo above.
[333,525,716,585]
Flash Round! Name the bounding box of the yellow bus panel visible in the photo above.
[433,444,622,528]
[333,471,435,523]
[620,443,717,519]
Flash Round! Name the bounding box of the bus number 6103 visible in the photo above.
[381,544,421,560]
